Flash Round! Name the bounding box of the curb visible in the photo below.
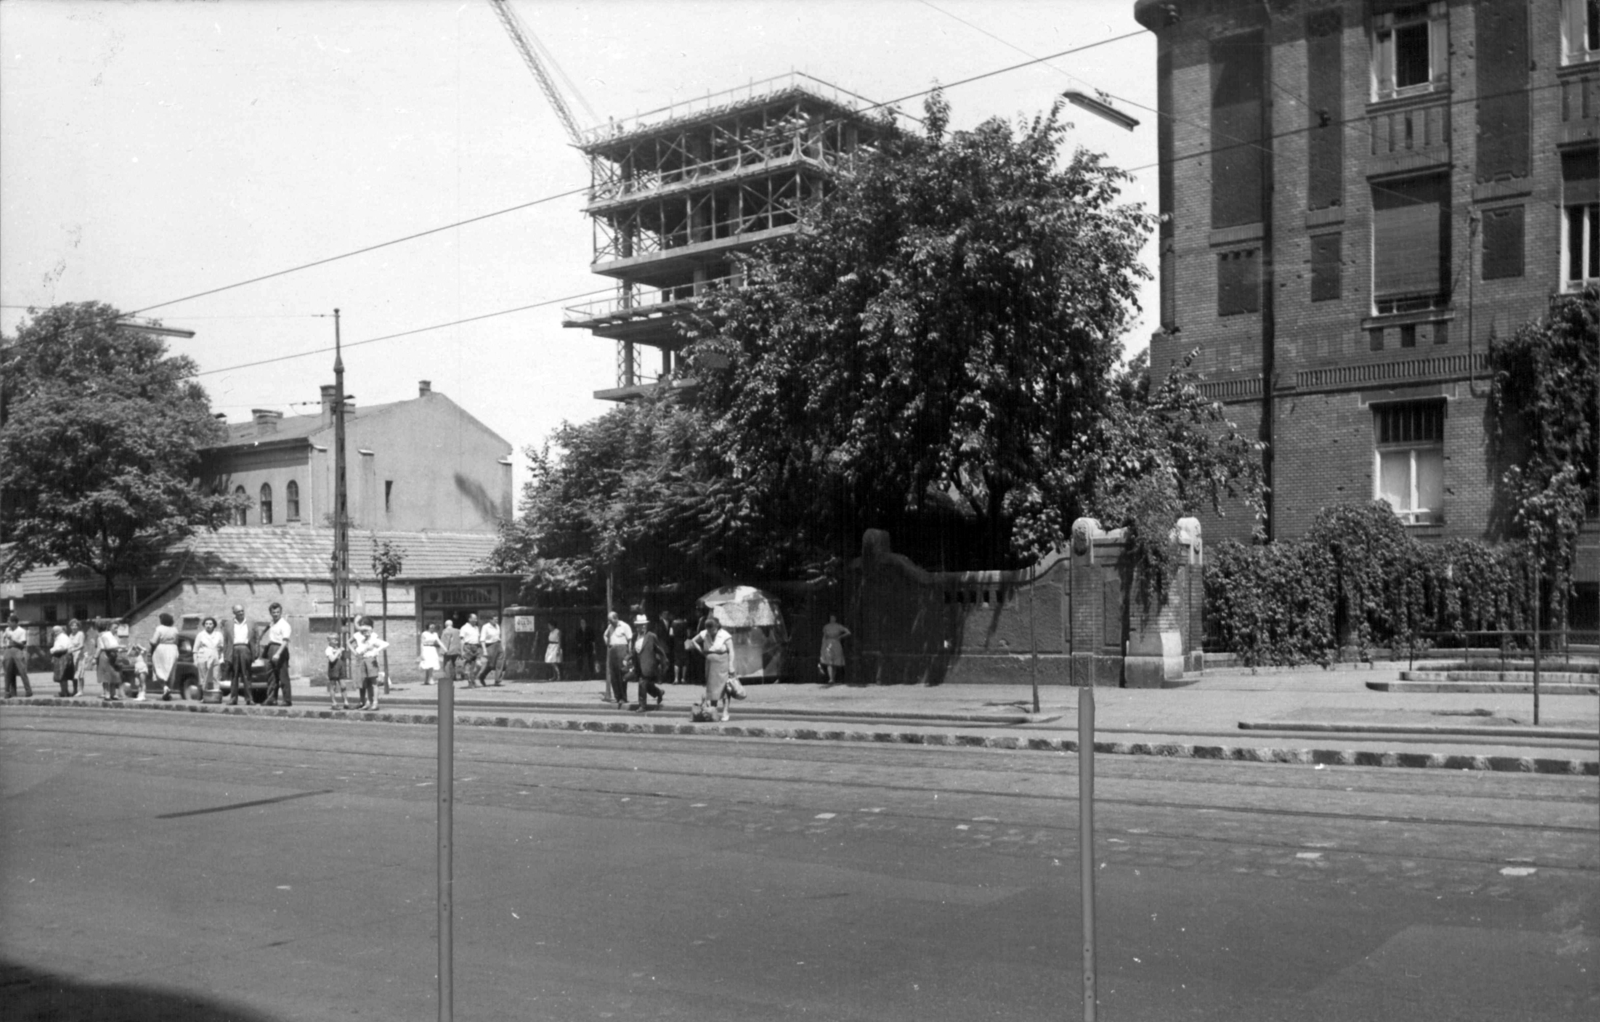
[378,697,1044,726]
[1238,721,1600,741]
[1371,680,1599,695]
[5,697,1596,776]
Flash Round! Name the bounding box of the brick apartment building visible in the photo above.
[1134,0,1597,550]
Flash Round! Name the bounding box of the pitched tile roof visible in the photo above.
[4,527,503,596]
[213,400,407,448]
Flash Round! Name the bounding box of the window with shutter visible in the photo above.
[1481,206,1525,280]
[1371,2,1448,102]
[1372,173,1450,313]
[1311,233,1342,301]
[1217,248,1260,316]
[1373,401,1445,525]
[232,486,248,527]
[1562,149,1599,290]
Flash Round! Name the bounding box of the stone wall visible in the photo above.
[854,519,1204,686]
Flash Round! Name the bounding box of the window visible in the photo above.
[42,605,57,624]
[1562,0,1600,64]
[259,483,273,526]
[73,604,88,622]
[232,486,248,526]
[1481,206,1525,280]
[1311,233,1342,301]
[1372,2,1448,102]
[1562,149,1599,290]
[1217,248,1260,316]
[384,480,393,514]
[1372,173,1450,313]
[286,480,300,521]
[1374,401,1444,525]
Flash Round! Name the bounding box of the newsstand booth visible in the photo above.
[412,575,522,677]
[698,585,789,680]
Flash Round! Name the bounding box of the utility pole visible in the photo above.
[332,310,351,657]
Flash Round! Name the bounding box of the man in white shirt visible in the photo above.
[478,616,503,686]
[459,614,482,686]
[602,611,632,706]
[3,615,31,698]
[226,604,255,705]
[261,602,293,707]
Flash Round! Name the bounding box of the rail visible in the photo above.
[563,272,744,324]
[1402,628,1600,672]
[583,71,881,145]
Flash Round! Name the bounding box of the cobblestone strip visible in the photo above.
[6,696,1596,775]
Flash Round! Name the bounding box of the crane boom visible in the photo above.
[487,0,585,148]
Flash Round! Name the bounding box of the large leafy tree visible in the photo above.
[683,91,1153,569]
[0,301,238,611]
[485,396,726,604]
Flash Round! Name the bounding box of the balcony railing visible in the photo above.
[563,272,745,327]
[582,71,881,145]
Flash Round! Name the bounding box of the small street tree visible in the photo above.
[0,302,239,612]
[370,537,406,682]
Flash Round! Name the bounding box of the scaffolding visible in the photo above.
[567,74,892,398]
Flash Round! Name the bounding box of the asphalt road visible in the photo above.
[2,707,1596,1022]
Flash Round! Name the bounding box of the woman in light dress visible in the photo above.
[193,617,224,695]
[418,621,442,686]
[544,621,562,682]
[818,613,851,685]
[150,612,181,701]
[687,614,743,722]
[67,619,87,696]
[49,626,74,697]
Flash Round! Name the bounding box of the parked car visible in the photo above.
[158,632,271,702]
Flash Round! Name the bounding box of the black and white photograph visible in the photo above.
[2,1,1597,1019]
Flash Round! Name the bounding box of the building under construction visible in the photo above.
[563,73,894,400]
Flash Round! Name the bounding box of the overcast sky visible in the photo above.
[1,0,1160,490]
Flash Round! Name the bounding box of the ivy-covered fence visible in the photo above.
[1205,503,1560,666]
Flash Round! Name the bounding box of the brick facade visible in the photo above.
[1134,0,1598,544]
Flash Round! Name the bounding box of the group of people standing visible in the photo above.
[596,609,754,723]
[412,614,504,688]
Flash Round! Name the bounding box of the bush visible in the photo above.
[1205,502,1554,666]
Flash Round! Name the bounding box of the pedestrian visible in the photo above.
[225,604,255,706]
[193,616,223,695]
[67,618,88,696]
[573,617,595,681]
[657,609,677,685]
[440,618,461,682]
[418,621,442,686]
[602,610,632,707]
[543,621,562,682]
[326,633,352,709]
[351,617,389,710]
[630,616,667,711]
[478,615,503,687]
[2,615,31,698]
[668,612,692,685]
[94,618,124,700]
[150,612,181,701]
[125,629,148,701]
[687,614,742,722]
[819,613,851,685]
[49,625,74,697]
[261,601,293,707]
[459,613,482,686]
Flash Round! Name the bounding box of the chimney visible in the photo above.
[251,409,283,433]
[320,384,337,422]
[418,380,432,397]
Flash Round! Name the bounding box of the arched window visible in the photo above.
[259,483,274,525]
[286,480,301,521]
[232,486,248,526]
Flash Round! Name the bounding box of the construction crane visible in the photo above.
[487,0,593,152]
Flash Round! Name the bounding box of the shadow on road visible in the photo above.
[1,959,280,1022]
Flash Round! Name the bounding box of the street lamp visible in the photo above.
[114,315,195,339]
[1061,90,1140,131]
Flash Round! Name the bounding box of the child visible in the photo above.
[128,644,150,702]
[351,618,389,711]
[325,633,352,710]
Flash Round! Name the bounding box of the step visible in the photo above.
[1371,680,1599,695]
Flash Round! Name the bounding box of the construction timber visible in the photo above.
[564,72,893,401]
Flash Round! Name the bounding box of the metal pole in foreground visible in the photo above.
[1079,681,1097,1021]
[439,666,454,1021]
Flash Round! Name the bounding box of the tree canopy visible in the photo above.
[494,94,1263,591]
[0,301,238,611]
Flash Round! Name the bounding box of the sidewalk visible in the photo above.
[9,665,1597,774]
